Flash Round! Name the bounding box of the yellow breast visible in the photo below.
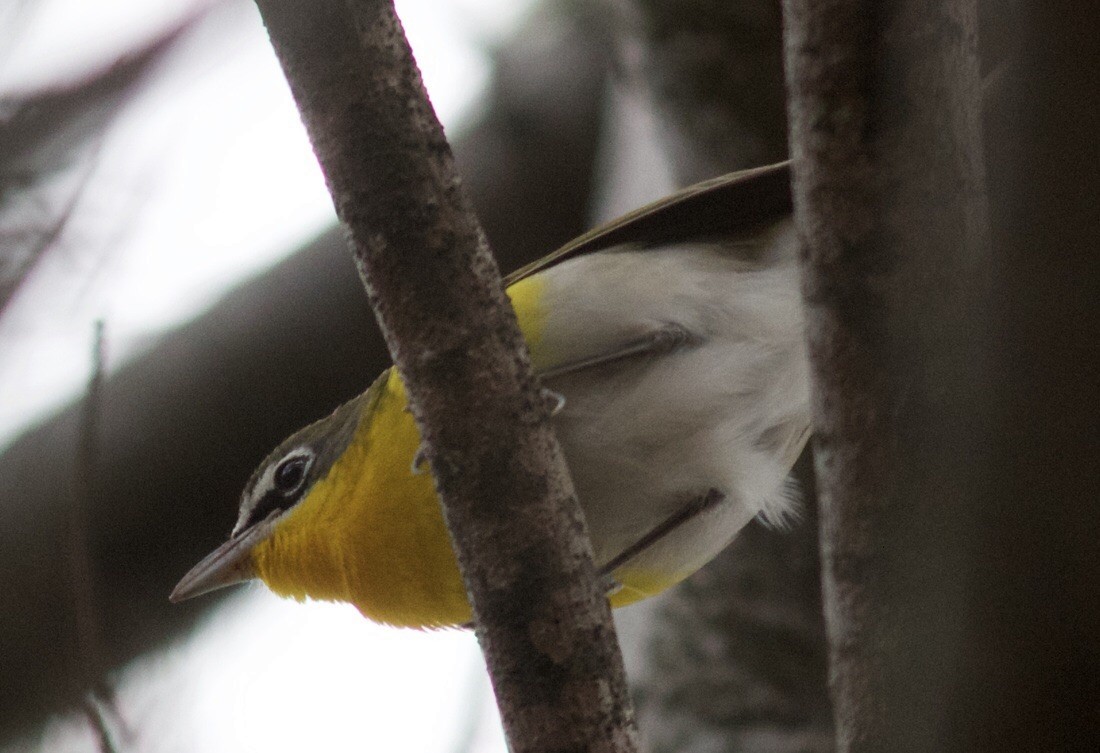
[251,369,469,627]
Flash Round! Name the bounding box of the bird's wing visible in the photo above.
[509,161,795,380]
[535,323,696,380]
[504,160,792,287]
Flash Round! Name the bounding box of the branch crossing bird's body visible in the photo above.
[171,162,811,629]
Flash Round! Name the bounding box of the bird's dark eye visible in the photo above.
[273,454,311,495]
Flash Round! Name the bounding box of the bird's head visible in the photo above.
[170,381,376,606]
[171,368,469,627]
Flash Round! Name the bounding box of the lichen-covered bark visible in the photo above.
[252,1,637,751]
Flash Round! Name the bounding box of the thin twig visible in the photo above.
[68,321,125,753]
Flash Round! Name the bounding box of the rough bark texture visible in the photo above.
[0,7,609,743]
[779,0,1100,751]
[252,1,637,751]
[606,3,834,752]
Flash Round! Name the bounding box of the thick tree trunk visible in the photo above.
[785,0,1100,750]
[783,1,990,750]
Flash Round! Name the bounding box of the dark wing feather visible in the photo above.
[504,161,791,286]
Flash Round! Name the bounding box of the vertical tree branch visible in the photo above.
[251,1,638,751]
[783,1,989,751]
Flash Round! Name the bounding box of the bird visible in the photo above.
[170,161,810,629]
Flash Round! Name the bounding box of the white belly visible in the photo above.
[534,219,810,586]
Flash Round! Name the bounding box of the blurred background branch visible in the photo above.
[0,7,208,316]
[66,321,126,753]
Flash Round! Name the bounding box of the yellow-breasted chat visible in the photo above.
[170,162,809,629]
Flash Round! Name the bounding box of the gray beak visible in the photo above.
[170,516,276,602]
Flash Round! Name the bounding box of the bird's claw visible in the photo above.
[541,387,566,417]
[410,444,429,475]
[599,573,623,597]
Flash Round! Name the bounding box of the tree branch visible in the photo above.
[0,6,210,318]
[251,1,638,751]
[783,1,990,750]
